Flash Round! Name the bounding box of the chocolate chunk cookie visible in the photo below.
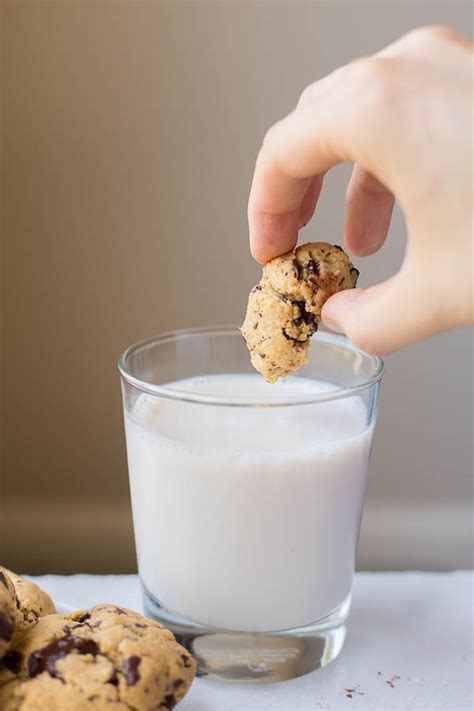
[241,242,359,382]
[0,604,196,710]
[2,568,55,640]
[0,571,16,660]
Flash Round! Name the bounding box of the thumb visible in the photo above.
[321,273,445,355]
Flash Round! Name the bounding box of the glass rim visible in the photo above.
[118,325,384,408]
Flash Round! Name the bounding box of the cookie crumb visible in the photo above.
[344,685,364,699]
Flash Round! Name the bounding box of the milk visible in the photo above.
[125,374,373,632]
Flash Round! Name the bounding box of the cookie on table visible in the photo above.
[0,571,17,660]
[0,603,196,710]
[241,242,359,382]
[2,568,55,638]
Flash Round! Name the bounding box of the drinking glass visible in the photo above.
[119,327,383,683]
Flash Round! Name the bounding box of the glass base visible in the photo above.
[142,584,350,683]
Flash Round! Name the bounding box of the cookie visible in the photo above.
[2,568,55,639]
[241,242,359,382]
[0,603,196,710]
[0,571,16,660]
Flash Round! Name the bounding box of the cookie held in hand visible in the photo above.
[241,242,359,382]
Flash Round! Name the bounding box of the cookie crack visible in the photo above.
[293,300,318,330]
[265,286,318,327]
[42,646,139,711]
[255,285,319,349]
[13,595,31,626]
[281,329,306,345]
[63,620,153,701]
[81,646,143,707]
[56,666,137,710]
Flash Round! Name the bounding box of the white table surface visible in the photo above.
[29,572,472,711]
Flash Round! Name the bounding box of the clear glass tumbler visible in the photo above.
[118,327,383,683]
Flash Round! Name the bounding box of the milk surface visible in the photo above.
[125,374,373,632]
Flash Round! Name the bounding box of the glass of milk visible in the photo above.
[119,327,383,683]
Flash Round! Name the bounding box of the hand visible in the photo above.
[248,26,473,354]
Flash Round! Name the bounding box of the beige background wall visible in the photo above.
[1,0,472,573]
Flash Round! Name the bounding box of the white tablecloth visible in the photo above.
[29,572,472,711]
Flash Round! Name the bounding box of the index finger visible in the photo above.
[248,59,398,263]
[248,106,341,263]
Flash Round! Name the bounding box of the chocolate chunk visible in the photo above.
[114,607,127,615]
[292,259,302,280]
[282,329,302,345]
[123,655,141,685]
[108,668,119,686]
[164,694,177,709]
[350,267,360,279]
[251,284,262,292]
[3,650,23,674]
[253,322,258,329]
[0,572,9,588]
[181,654,192,668]
[134,622,148,629]
[77,612,91,624]
[259,353,266,359]
[173,678,184,688]
[0,612,14,641]
[307,259,320,277]
[333,244,344,251]
[28,635,99,678]
[295,301,317,327]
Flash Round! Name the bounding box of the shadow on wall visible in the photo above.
[1,0,473,573]
[2,497,472,575]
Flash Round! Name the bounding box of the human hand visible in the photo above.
[248,26,473,354]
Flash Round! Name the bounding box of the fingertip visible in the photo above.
[249,240,272,265]
[250,237,297,264]
[321,288,363,331]
[322,276,412,355]
[343,226,386,257]
[249,210,299,264]
[322,289,387,354]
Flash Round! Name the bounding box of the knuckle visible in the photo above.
[297,83,317,107]
[413,24,462,44]
[261,124,276,148]
[261,119,283,149]
[350,56,391,83]
[347,57,398,106]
